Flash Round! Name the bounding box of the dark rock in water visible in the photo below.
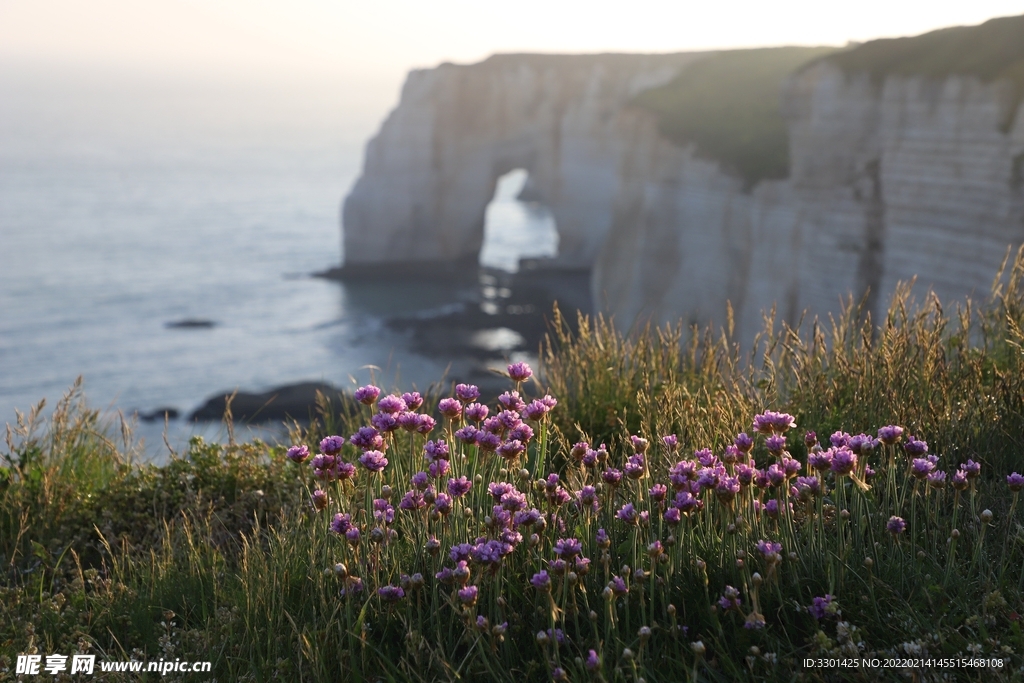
[166,319,216,329]
[138,407,180,422]
[315,256,481,284]
[189,382,346,423]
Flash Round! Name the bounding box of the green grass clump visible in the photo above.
[2,247,1024,681]
[632,47,838,189]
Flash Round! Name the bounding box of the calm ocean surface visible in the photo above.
[0,68,557,459]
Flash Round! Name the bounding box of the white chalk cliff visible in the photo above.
[343,39,1024,345]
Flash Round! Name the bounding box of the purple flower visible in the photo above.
[808,449,833,472]
[496,410,521,430]
[477,432,501,452]
[849,433,878,455]
[624,454,645,479]
[371,412,399,432]
[793,476,821,500]
[464,402,489,422]
[522,400,550,421]
[345,527,360,545]
[500,489,528,512]
[830,431,851,448]
[553,538,582,559]
[411,471,429,489]
[581,448,598,467]
[887,516,906,535]
[951,469,969,491]
[904,436,929,457]
[455,383,480,403]
[752,411,796,435]
[514,508,541,527]
[350,426,383,450]
[378,585,405,602]
[508,423,534,443]
[498,391,526,412]
[674,491,699,513]
[507,362,533,382]
[763,498,781,519]
[401,391,424,411]
[435,567,454,584]
[472,539,509,566]
[457,585,478,606]
[722,445,741,465]
[358,450,388,473]
[649,483,668,502]
[715,476,740,503]
[450,543,474,563]
[911,457,936,479]
[547,486,571,507]
[697,466,721,489]
[496,439,526,461]
[927,470,946,489]
[438,397,462,419]
[447,476,472,498]
[330,513,352,535]
[809,594,835,620]
[286,445,310,463]
[630,435,649,453]
[695,449,716,467]
[735,432,754,453]
[602,468,623,486]
[877,425,903,445]
[664,506,681,525]
[765,434,786,455]
[539,394,558,409]
[608,576,627,597]
[373,498,395,524]
[596,528,610,548]
[756,539,782,560]
[1008,472,1024,492]
[415,414,437,434]
[830,447,857,476]
[454,426,479,444]
[434,493,452,515]
[670,460,697,488]
[428,459,450,479]
[423,439,450,461]
[318,435,345,456]
[863,463,876,481]
[718,585,741,611]
[377,394,407,414]
[766,464,786,487]
[488,482,515,500]
[782,457,801,478]
[586,649,600,671]
[745,613,766,630]
[354,385,381,405]
[804,431,818,448]
[616,503,638,525]
[399,489,426,511]
[311,489,329,511]
[735,463,755,486]
[662,434,679,451]
[962,459,981,478]
[570,441,590,462]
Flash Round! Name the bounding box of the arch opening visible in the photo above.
[478,169,558,273]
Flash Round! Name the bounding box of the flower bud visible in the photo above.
[752,572,763,587]
[380,485,393,499]
[981,509,993,524]
[464,507,474,518]
[638,626,651,641]
[840,509,850,520]
[529,533,540,547]
[475,474,483,485]
[621,565,631,577]
[665,534,676,547]
[667,604,676,617]
[691,641,706,656]
[519,468,531,482]
[736,558,744,569]
[370,527,385,543]
[951,528,960,539]
[863,557,873,569]
[696,559,706,572]
[736,549,746,559]
[916,550,926,560]
[536,631,549,646]
[590,610,598,621]
[622,648,634,662]
[334,563,348,578]
[788,551,798,562]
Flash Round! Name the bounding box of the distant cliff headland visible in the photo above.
[343,15,1024,346]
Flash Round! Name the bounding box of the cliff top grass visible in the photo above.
[824,13,1024,131]
[632,46,838,189]
[4,248,1024,680]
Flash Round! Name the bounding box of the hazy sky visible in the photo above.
[3,0,1024,84]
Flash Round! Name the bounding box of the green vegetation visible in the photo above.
[632,47,837,189]
[825,14,1024,131]
[3,248,1024,681]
